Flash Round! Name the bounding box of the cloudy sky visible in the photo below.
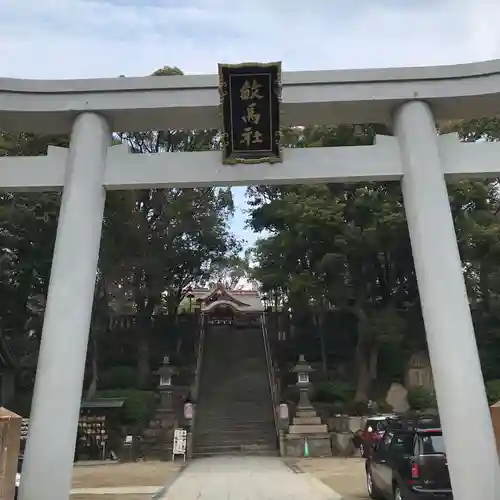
[2,0,499,246]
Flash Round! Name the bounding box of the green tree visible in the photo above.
[106,66,239,387]
[0,132,68,360]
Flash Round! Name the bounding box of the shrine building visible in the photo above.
[190,283,264,327]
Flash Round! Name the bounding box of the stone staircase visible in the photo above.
[193,324,278,457]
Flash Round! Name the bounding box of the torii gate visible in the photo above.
[3,60,500,500]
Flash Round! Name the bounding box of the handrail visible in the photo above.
[261,312,280,443]
[190,313,206,448]
[192,314,205,401]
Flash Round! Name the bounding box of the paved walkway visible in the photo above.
[71,486,161,494]
[160,456,341,500]
[297,458,368,500]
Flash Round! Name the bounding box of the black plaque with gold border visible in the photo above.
[218,62,282,165]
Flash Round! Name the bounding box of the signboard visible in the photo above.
[218,61,282,164]
[172,428,187,461]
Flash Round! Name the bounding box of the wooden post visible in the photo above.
[0,407,22,500]
[490,403,500,454]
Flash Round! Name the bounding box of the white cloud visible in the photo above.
[1,0,500,79]
[1,0,499,245]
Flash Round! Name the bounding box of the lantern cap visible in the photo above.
[155,355,177,377]
[292,354,314,373]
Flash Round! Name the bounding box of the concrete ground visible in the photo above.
[71,496,150,500]
[71,461,182,489]
[160,456,342,500]
[297,457,368,500]
[68,456,367,500]
[70,461,184,500]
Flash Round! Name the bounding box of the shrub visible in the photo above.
[345,400,371,416]
[407,386,437,410]
[376,400,394,413]
[99,366,138,389]
[96,389,156,427]
[314,380,356,403]
[486,379,500,404]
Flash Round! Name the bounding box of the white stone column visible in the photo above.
[19,113,110,500]
[394,101,500,500]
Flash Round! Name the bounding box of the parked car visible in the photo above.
[360,415,393,457]
[365,415,452,499]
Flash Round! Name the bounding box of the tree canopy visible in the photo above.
[2,69,500,412]
[247,121,500,402]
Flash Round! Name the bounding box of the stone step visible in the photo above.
[197,408,273,415]
[195,428,276,437]
[193,450,278,458]
[196,416,275,423]
[196,422,275,433]
[196,398,271,406]
[200,382,270,388]
[194,444,278,457]
[197,399,271,405]
[196,430,275,438]
[196,427,275,435]
[199,381,269,387]
[196,418,274,426]
[292,416,322,425]
[197,410,273,417]
[295,410,317,418]
[195,437,276,447]
[199,382,270,389]
[194,440,276,449]
[196,417,274,424]
[194,325,277,456]
[196,428,275,435]
[199,406,272,411]
[199,391,271,398]
[288,424,329,434]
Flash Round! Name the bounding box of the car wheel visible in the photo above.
[366,467,382,499]
[393,485,404,500]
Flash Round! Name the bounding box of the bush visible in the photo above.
[99,366,137,389]
[407,386,437,410]
[345,400,371,416]
[486,379,500,404]
[96,389,156,427]
[314,380,355,403]
[375,400,394,413]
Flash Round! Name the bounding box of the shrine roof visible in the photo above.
[191,283,263,312]
[81,398,125,409]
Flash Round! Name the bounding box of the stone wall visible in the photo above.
[284,434,332,457]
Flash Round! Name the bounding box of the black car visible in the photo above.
[365,416,452,499]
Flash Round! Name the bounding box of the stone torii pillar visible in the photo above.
[19,113,110,500]
[394,101,500,500]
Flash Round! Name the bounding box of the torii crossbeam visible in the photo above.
[2,60,500,500]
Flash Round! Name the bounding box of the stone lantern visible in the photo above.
[286,355,332,458]
[261,294,270,310]
[292,354,314,411]
[155,356,177,410]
